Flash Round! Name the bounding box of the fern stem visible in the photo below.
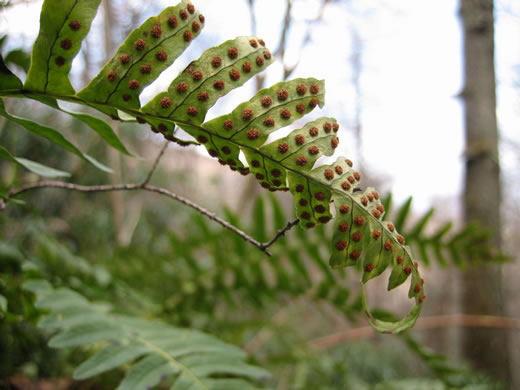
[7,180,272,256]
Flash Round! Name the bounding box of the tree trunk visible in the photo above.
[460,0,510,385]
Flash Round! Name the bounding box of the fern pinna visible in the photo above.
[24,280,270,389]
[0,0,424,332]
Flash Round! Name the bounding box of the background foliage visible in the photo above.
[0,0,513,389]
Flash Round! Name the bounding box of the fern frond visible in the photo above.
[0,0,425,332]
[25,0,102,95]
[24,280,271,389]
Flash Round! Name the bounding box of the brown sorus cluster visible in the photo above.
[261,96,272,107]
[197,91,209,101]
[156,51,168,61]
[140,64,152,74]
[229,69,241,81]
[120,53,130,64]
[263,117,275,127]
[278,142,289,154]
[176,82,187,93]
[280,108,291,119]
[213,80,225,89]
[308,146,319,155]
[211,56,222,67]
[160,97,171,108]
[60,39,72,50]
[228,46,238,59]
[151,25,162,38]
[135,39,146,50]
[69,20,81,30]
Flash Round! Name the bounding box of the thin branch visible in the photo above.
[309,314,520,351]
[142,141,169,185]
[6,180,273,256]
[260,218,300,251]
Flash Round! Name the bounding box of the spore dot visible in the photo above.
[120,53,130,64]
[140,64,152,73]
[223,119,234,130]
[336,240,348,251]
[242,108,254,120]
[230,69,241,80]
[151,25,162,38]
[168,15,178,28]
[296,156,308,166]
[247,128,260,140]
[280,108,291,119]
[278,142,289,154]
[160,97,171,108]
[211,56,222,67]
[197,91,209,101]
[213,79,225,89]
[187,106,198,116]
[192,70,203,81]
[183,30,193,42]
[156,50,168,61]
[278,89,289,101]
[135,39,146,50]
[176,82,187,93]
[228,46,238,59]
[128,79,140,89]
[308,146,319,155]
[242,62,252,73]
[69,20,81,30]
[60,39,72,50]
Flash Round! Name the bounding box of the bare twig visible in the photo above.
[7,179,272,255]
[259,218,300,251]
[309,314,520,351]
[142,141,169,185]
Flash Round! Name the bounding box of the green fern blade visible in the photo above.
[0,55,23,91]
[0,99,112,172]
[78,0,204,109]
[39,305,107,331]
[142,36,274,136]
[116,354,178,390]
[360,283,422,334]
[27,284,270,387]
[73,343,150,380]
[204,78,324,140]
[48,322,122,348]
[32,96,133,156]
[0,145,71,178]
[25,0,102,94]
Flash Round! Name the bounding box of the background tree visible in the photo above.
[460,0,510,384]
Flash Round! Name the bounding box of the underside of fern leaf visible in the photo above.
[24,280,270,390]
[0,0,425,332]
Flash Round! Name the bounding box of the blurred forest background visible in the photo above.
[1,0,520,389]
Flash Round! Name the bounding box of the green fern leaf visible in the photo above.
[141,35,274,136]
[0,145,71,178]
[78,0,204,111]
[174,77,422,331]
[24,0,102,94]
[0,55,23,91]
[0,99,112,172]
[27,282,270,389]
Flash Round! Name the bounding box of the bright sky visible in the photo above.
[1,0,519,214]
